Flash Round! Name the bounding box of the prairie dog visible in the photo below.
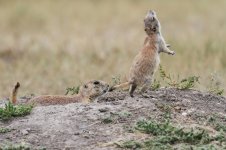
[11,80,109,106]
[110,10,175,97]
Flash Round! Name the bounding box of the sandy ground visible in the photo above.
[0,88,226,149]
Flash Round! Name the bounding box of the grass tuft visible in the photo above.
[117,119,226,149]
[135,120,217,145]
[151,79,161,90]
[159,65,200,90]
[65,86,80,95]
[207,73,224,96]
[0,127,11,134]
[207,115,226,133]
[101,116,113,124]
[0,102,33,121]
[0,142,31,150]
[117,140,143,149]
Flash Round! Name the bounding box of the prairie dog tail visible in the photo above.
[11,82,20,104]
[109,82,130,91]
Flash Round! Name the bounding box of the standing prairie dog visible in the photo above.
[110,10,175,97]
[11,80,109,106]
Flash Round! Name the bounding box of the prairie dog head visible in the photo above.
[79,80,109,101]
[144,10,161,35]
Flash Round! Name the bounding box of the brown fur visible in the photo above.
[110,10,175,97]
[11,82,20,104]
[12,80,109,106]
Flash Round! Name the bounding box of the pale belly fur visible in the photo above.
[129,52,160,85]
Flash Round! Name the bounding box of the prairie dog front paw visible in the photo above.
[168,51,175,55]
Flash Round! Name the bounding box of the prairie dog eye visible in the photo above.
[84,85,88,88]
[93,81,100,85]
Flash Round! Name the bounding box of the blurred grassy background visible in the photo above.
[0,0,226,98]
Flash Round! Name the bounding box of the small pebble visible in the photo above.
[20,128,30,135]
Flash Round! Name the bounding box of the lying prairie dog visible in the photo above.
[11,80,109,106]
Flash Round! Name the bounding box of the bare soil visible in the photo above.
[0,88,226,149]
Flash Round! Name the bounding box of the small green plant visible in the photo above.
[143,139,173,150]
[135,120,175,136]
[0,127,11,133]
[207,73,224,95]
[135,119,225,144]
[117,140,143,149]
[215,123,226,133]
[178,143,218,150]
[159,65,177,87]
[65,86,80,95]
[111,75,121,86]
[159,65,199,90]
[0,142,31,150]
[207,115,226,133]
[179,76,200,90]
[118,119,226,149]
[151,79,161,90]
[101,116,113,124]
[0,102,33,121]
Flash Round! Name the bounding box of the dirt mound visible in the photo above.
[0,88,226,149]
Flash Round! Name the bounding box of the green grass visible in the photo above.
[0,142,32,150]
[207,73,224,95]
[65,85,80,95]
[101,116,113,124]
[151,79,161,90]
[0,102,33,121]
[136,120,212,144]
[0,127,11,134]
[159,65,200,90]
[117,140,143,149]
[118,119,226,149]
[207,116,226,133]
